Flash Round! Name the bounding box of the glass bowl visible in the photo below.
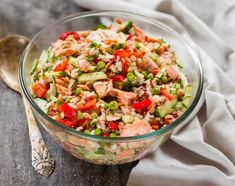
[19,10,203,165]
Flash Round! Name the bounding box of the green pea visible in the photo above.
[161,76,168,83]
[153,87,160,95]
[127,72,136,81]
[110,133,117,137]
[97,61,105,69]
[147,73,154,80]
[107,101,118,110]
[91,112,98,119]
[135,43,141,50]
[75,88,82,96]
[106,47,114,54]
[95,128,102,135]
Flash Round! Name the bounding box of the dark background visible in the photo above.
[0,1,137,185]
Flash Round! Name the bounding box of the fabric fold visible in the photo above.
[72,0,235,185]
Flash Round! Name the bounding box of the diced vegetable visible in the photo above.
[30,59,39,75]
[157,99,177,118]
[122,115,134,123]
[34,98,49,113]
[31,82,48,98]
[121,20,133,34]
[78,72,107,82]
[130,98,152,113]
[58,103,77,119]
[107,101,118,110]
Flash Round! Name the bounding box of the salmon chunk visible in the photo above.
[111,89,137,106]
[93,81,113,98]
[120,117,152,137]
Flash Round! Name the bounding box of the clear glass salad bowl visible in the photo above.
[19,10,203,165]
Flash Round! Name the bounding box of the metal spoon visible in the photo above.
[0,35,54,177]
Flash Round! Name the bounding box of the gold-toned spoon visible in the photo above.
[0,35,54,177]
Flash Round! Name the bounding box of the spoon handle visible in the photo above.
[22,96,55,177]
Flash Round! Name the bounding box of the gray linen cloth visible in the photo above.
[73,0,235,185]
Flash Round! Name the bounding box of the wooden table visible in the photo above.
[0,1,137,185]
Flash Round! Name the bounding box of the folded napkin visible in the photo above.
[73,0,235,185]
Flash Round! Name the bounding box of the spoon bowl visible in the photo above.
[0,35,29,92]
[0,35,54,177]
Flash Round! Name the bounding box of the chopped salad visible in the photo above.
[30,18,192,138]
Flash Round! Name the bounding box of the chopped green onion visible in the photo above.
[127,72,136,81]
[52,71,67,77]
[95,128,102,135]
[147,73,154,80]
[141,71,148,78]
[75,88,82,96]
[113,43,123,50]
[89,40,101,48]
[77,110,84,119]
[107,101,118,110]
[97,61,105,69]
[91,112,98,119]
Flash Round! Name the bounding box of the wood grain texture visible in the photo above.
[0,0,138,185]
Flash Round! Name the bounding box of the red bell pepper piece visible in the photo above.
[60,31,80,40]
[31,82,48,98]
[121,60,128,75]
[54,59,68,72]
[58,103,77,119]
[130,98,151,113]
[76,118,88,126]
[160,88,175,100]
[107,121,119,131]
[55,117,76,128]
[113,49,132,59]
[126,34,133,40]
[77,98,96,111]
[151,67,159,76]
[109,74,125,82]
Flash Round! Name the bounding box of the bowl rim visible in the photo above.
[19,10,203,142]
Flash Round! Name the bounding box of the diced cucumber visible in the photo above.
[182,84,192,108]
[122,115,134,123]
[175,101,183,110]
[184,84,192,97]
[34,98,49,113]
[30,59,39,75]
[150,53,158,62]
[121,20,133,34]
[39,50,49,64]
[78,72,107,82]
[157,99,177,118]
[183,96,191,108]
[69,56,78,67]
